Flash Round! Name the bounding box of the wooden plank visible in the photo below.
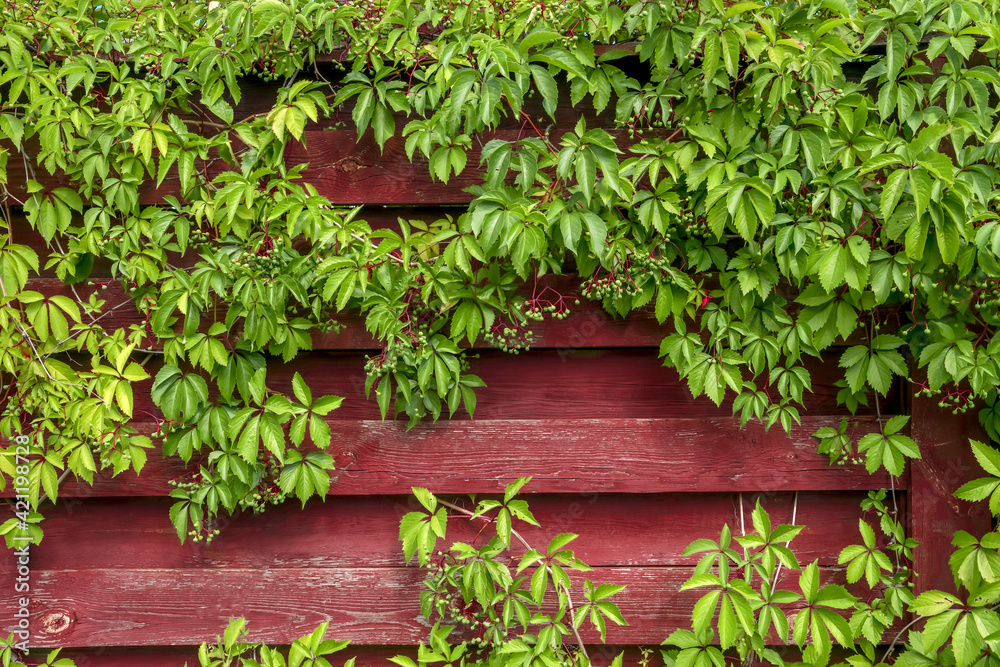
[21,275,669,350]
[1,72,633,206]
[30,644,865,667]
[7,566,856,648]
[30,644,663,667]
[8,208,460,278]
[20,275,890,352]
[5,124,662,206]
[2,492,882,571]
[31,349,878,425]
[2,416,901,499]
[909,382,992,594]
[114,349,892,419]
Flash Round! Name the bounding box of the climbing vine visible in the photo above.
[3,0,1000,662]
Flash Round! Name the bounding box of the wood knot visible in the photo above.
[335,157,363,173]
[40,610,72,635]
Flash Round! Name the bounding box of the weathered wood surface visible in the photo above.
[0,71,640,206]
[0,492,884,571]
[20,272,889,352]
[1,416,901,499]
[21,275,670,350]
[28,644,664,667]
[910,384,993,595]
[5,124,659,206]
[59,349,899,420]
[11,566,860,648]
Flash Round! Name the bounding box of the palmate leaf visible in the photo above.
[278,450,334,508]
[955,441,1000,514]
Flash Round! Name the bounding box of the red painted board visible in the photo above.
[10,566,861,648]
[0,492,887,571]
[30,644,662,667]
[909,384,993,595]
[111,349,896,420]
[1,416,901,498]
[4,124,669,206]
[20,274,669,350]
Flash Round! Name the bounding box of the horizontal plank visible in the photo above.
[9,208,460,279]
[2,72,631,206]
[2,492,885,571]
[6,566,861,648]
[28,644,864,667]
[25,645,668,667]
[26,646,665,667]
[118,349,893,420]
[3,416,902,498]
[21,275,668,350]
[6,124,661,206]
[19,274,886,352]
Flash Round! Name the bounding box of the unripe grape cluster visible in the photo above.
[1,399,22,421]
[915,385,975,415]
[234,248,290,278]
[364,329,429,378]
[483,323,532,353]
[251,51,283,82]
[188,227,214,248]
[972,279,1000,311]
[668,209,710,240]
[239,465,287,513]
[425,552,510,651]
[521,301,571,322]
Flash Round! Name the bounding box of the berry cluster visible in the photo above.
[233,248,290,278]
[668,209,711,240]
[91,235,121,255]
[134,52,167,83]
[1,400,22,421]
[521,299,573,321]
[0,406,28,436]
[238,459,287,514]
[251,51,283,82]
[364,331,429,379]
[915,384,975,415]
[482,322,532,353]
[833,451,865,466]
[972,279,1000,312]
[167,477,222,543]
[583,267,644,300]
[424,551,511,651]
[188,227,214,248]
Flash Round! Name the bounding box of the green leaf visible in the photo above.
[881,169,907,219]
[970,440,1000,477]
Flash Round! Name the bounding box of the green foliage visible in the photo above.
[190,618,354,667]
[1,0,1000,663]
[398,480,627,666]
[956,439,1000,513]
[6,0,1000,542]
[660,464,1000,667]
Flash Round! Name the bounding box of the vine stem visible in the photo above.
[436,497,591,661]
[37,467,72,505]
[882,614,924,662]
[769,490,798,592]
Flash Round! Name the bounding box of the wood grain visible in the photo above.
[1,416,901,498]
[5,124,666,206]
[20,275,669,350]
[1,492,884,571]
[20,348,884,429]
[111,349,895,420]
[25,645,667,667]
[8,566,857,648]
[909,382,992,594]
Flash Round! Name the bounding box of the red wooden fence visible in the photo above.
[0,77,991,666]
